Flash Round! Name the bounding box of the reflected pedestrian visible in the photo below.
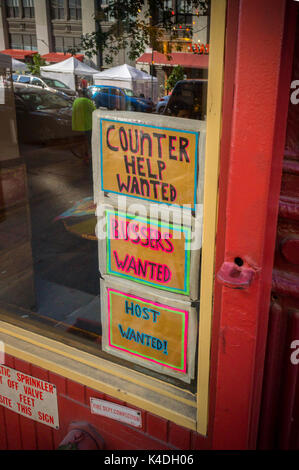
[72,89,95,164]
[79,76,88,92]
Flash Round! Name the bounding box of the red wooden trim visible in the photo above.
[257,302,288,448]
[249,0,298,448]
[208,0,240,441]
[278,312,299,448]
[211,0,289,449]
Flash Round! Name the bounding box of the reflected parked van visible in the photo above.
[163,79,208,120]
[87,85,154,113]
[12,73,77,100]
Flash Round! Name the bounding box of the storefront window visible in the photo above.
[1,0,215,396]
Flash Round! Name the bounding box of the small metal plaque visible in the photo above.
[0,365,59,429]
[90,397,142,428]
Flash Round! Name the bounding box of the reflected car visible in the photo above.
[156,95,170,114]
[14,86,75,143]
[163,79,208,120]
[12,73,77,100]
[87,85,154,113]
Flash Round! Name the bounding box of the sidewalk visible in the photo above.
[21,141,100,335]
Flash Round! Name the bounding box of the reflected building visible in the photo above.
[0,0,140,68]
[0,1,209,95]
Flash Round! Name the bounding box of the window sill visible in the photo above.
[0,310,197,431]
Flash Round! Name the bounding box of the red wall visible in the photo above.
[258,2,299,450]
[0,354,211,451]
[0,0,294,452]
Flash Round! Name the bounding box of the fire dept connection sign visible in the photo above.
[0,365,59,429]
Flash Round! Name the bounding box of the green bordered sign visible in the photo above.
[105,210,191,295]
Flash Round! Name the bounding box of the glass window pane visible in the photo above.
[22,34,35,50]
[69,0,81,20]
[50,0,64,19]
[3,0,211,391]
[10,33,22,49]
[31,78,43,86]
[6,0,19,17]
[31,35,37,49]
[64,37,75,48]
[22,0,34,17]
[53,36,64,52]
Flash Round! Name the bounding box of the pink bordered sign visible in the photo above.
[105,288,189,373]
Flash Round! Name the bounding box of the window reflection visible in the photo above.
[0,0,210,390]
[50,0,65,20]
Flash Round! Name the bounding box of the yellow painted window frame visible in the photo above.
[0,0,226,435]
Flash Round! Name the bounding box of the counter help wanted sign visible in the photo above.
[95,111,204,382]
[99,119,199,209]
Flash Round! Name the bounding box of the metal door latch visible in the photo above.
[216,260,256,289]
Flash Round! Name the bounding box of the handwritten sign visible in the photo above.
[0,365,59,429]
[105,210,191,295]
[99,119,199,209]
[105,288,188,373]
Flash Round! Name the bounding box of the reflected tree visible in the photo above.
[70,0,210,66]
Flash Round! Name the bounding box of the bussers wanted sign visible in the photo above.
[105,210,191,295]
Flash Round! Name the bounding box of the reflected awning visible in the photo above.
[41,52,84,63]
[136,51,209,69]
[0,49,37,60]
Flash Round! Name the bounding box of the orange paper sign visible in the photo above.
[107,288,188,372]
[106,210,191,295]
[100,119,199,209]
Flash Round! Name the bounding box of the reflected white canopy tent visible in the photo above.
[12,58,27,72]
[93,64,158,102]
[40,56,99,90]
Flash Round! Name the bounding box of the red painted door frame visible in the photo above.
[209,0,296,450]
[0,1,297,452]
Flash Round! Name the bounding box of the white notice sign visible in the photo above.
[90,397,142,428]
[0,365,59,429]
